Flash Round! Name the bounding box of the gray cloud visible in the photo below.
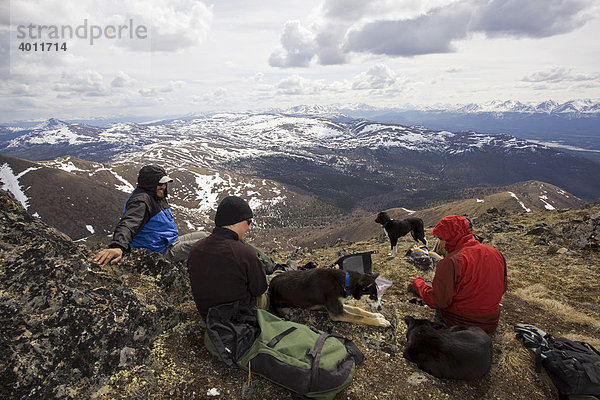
[351,64,400,90]
[159,80,185,93]
[275,75,323,95]
[0,29,9,79]
[138,81,185,97]
[270,65,405,98]
[314,26,348,65]
[522,67,598,83]
[471,0,592,38]
[320,0,429,22]
[52,71,107,96]
[276,75,307,95]
[0,0,9,26]
[344,4,471,56]
[271,0,595,67]
[8,1,213,54]
[191,87,227,104]
[321,0,375,22]
[10,83,38,97]
[138,87,157,97]
[111,71,135,88]
[115,1,213,53]
[446,66,463,73]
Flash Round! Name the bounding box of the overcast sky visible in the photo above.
[1,0,599,122]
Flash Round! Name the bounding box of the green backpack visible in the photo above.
[204,302,364,400]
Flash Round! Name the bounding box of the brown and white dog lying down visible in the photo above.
[403,316,492,380]
[268,268,391,327]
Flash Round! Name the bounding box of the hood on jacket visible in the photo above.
[431,215,473,253]
[137,165,170,195]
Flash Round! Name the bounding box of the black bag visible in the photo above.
[334,251,374,274]
[514,323,600,399]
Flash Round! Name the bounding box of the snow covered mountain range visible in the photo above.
[2,112,596,166]
[278,99,600,116]
[324,101,600,164]
[1,109,599,241]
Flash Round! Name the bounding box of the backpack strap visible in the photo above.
[331,333,365,365]
[266,327,297,348]
[306,331,365,387]
[514,324,553,373]
[307,333,330,387]
[533,343,544,373]
[324,326,366,366]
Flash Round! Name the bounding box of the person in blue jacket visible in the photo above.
[94,165,206,265]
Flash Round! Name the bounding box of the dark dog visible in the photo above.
[375,212,427,257]
[268,269,390,327]
[403,316,492,380]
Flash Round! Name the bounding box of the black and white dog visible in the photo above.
[403,316,492,380]
[375,211,427,257]
[268,268,390,327]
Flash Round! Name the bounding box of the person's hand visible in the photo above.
[407,280,420,296]
[94,248,123,265]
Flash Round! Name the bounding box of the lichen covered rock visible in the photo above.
[0,189,183,399]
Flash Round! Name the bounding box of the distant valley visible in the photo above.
[1,105,598,246]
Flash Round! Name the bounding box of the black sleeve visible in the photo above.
[108,199,150,251]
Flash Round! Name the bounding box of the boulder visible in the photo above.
[0,189,183,399]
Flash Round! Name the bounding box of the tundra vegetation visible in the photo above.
[1,189,599,399]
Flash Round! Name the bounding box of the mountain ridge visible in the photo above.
[2,112,599,204]
[2,109,600,242]
[0,150,587,248]
[0,153,336,241]
[284,180,587,250]
[3,99,599,128]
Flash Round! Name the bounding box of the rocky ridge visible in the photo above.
[0,189,190,399]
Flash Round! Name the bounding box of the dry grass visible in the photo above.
[496,331,532,377]
[514,283,600,334]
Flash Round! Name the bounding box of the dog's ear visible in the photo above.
[371,272,379,279]
[404,315,415,326]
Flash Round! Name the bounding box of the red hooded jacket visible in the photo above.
[412,215,507,333]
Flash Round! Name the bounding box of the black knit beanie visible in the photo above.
[215,196,253,227]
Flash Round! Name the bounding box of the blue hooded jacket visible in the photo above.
[109,165,179,254]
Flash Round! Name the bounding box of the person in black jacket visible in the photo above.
[187,195,267,318]
[94,165,206,265]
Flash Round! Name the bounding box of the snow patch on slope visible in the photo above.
[0,163,41,210]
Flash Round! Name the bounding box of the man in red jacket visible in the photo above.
[411,215,507,334]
